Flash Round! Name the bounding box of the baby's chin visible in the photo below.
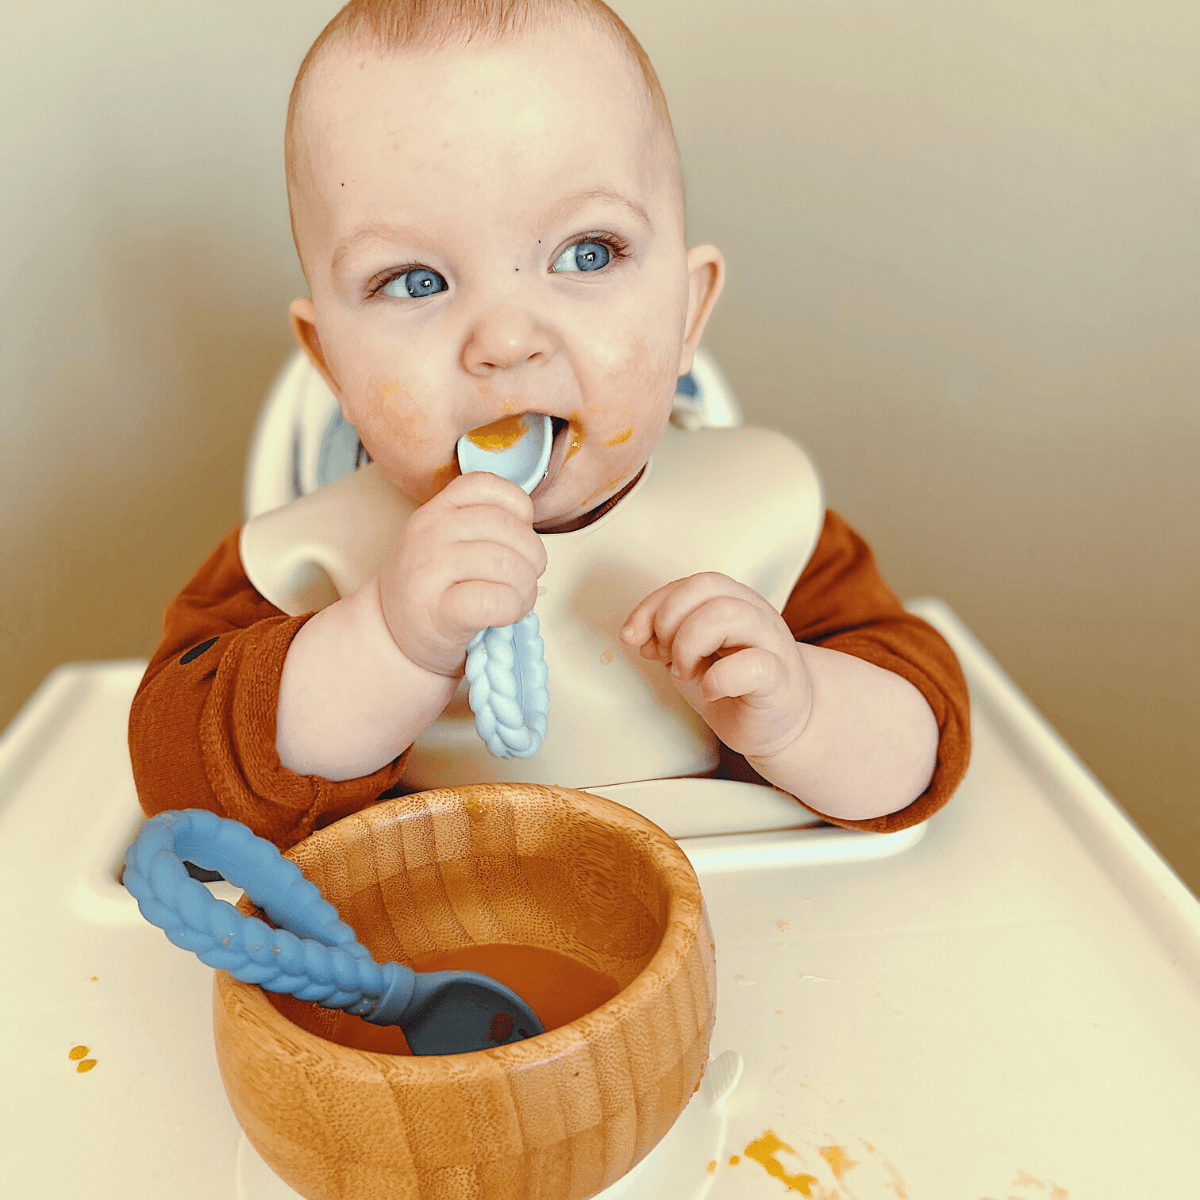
[529,476,587,532]
[531,460,644,532]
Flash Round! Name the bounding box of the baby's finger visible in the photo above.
[646,572,772,655]
[619,579,689,653]
[668,595,775,682]
[698,646,785,704]
[621,573,746,658]
[444,504,547,576]
[438,470,535,525]
[438,539,539,595]
[442,579,532,636]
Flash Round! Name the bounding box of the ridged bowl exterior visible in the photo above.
[212,783,716,1200]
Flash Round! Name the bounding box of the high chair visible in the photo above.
[2,348,1198,1199]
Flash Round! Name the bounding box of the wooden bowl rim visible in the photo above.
[221,783,706,1073]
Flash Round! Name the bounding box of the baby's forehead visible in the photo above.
[295,26,666,182]
[288,26,680,272]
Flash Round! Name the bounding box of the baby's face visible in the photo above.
[289,24,722,528]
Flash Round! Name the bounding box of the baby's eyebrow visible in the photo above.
[331,220,431,276]
[539,186,651,231]
[330,188,649,278]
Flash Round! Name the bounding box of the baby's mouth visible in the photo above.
[530,416,570,501]
[455,413,570,497]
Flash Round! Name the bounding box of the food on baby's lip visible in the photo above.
[565,415,584,459]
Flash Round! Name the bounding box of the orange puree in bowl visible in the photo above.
[465,414,528,452]
[269,944,619,1056]
[415,944,620,1035]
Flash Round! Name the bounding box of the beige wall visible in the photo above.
[2,2,1196,890]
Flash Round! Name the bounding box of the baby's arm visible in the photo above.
[275,471,546,779]
[129,472,544,847]
[621,574,937,822]
[128,530,408,849]
[621,510,970,828]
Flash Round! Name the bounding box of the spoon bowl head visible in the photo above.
[456,412,553,493]
[399,969,543,1055]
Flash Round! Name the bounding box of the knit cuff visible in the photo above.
[200,615,409,848]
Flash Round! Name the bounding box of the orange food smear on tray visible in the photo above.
[744,1131,819,1195]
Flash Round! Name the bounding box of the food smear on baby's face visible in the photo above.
[268,943,619,1056]
[566,416,585,459]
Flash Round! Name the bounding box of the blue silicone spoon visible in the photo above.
[456,414,551,758]
[455,412,554,492]
[124,809,544,1055]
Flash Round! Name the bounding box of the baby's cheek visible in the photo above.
[344,388,453,501]
[580,420,667,507]
[347,379,427,445]
[594,333,676,418]
[597,327,668,379]
[582,392,671,499]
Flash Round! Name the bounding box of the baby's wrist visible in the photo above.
[360,578,452,682]
[277,578,462,780]
[741,644,816,769]
[742,709,810,774]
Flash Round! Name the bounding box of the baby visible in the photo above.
[129,0,969,849]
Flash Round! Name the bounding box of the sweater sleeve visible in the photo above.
[128,528,410,849]
[719,509,971,833]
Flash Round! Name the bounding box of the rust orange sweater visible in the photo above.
[129,510,969,848]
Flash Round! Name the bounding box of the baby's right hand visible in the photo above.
[377,472,547,677]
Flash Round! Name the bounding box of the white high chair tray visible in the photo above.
[1,599,1197,1199]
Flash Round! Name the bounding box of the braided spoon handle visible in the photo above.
[124,810,544,1053]
[465,612,550,758]
[123,810,414,1023]
[455,414,552,759]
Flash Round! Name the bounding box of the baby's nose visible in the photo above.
[462,304,554,375]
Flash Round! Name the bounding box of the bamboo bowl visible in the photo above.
[213,783,716,1200]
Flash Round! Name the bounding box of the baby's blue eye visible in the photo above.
[552,240,612,273]
[381,267,447,299]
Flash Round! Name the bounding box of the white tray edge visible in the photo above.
[907,596,1200,976]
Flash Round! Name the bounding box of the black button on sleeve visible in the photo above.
[179,636,219,665]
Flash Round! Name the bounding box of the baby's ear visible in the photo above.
[678,245,726,376]
[289,298,342,400]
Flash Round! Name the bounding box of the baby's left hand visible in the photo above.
[620,573,812,760]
